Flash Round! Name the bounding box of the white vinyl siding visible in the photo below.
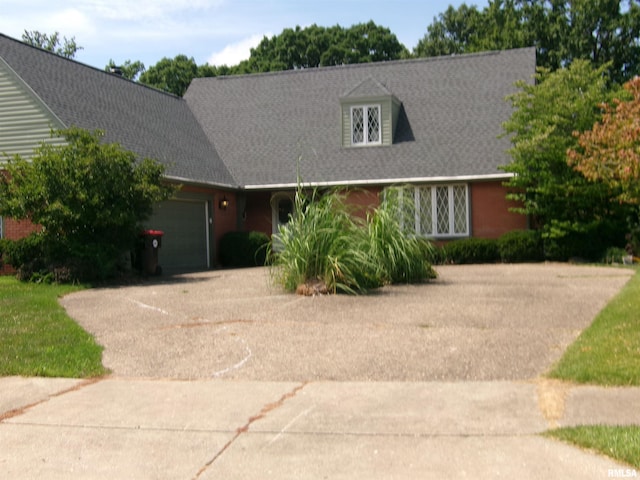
[0,57,66,160]
[387,185,469,238]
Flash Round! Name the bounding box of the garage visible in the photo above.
[145,198,210,272]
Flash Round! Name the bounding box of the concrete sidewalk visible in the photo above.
[1,376,638,479]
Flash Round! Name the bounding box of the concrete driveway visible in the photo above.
[2,263,638,479]
[60,263,633,381]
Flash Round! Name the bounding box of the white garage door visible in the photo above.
[146,199,209,272]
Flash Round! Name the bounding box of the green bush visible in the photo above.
[219,231,270,268]
[0,127,175,283]
[601,247,629,264]
[542,219,628,261]
[0,238,8,269]
[444,238,499,264]
[2,233,126,283]
[498,230,544,263]
[425,244,448,265]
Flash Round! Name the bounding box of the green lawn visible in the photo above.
[0,276,107,378]
[548,267,640,386]
[545,426,640,470]
[546,267,640,468]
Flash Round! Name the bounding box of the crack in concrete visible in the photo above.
[0,377,105,422]
[192,382,308,479]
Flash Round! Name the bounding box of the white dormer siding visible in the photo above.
[340,77,401,147]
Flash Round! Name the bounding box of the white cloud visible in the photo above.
[47,8,95,36]
[207,33,266,66]
[82,0,224,21]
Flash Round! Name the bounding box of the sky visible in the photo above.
[1,0,489,70]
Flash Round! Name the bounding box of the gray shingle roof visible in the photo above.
[186,47,535,188]
[1,32,535,190]
[0,33,235,187]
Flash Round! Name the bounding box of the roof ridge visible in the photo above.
[192,46,536,84]
[0,32,181,100]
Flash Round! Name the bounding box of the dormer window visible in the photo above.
[351,105,381,145]
[341,77,401,148]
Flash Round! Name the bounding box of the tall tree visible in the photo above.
[414,4,487,56]
[568,77,639,204]
[138,55,198,96]
[500,61,631,258]
[236,22,408,74]
[22,30,82,59]
[415,0,640,83]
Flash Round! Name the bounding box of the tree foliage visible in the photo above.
[500,60,631,258]
[138,22,407,95]
[234,21,408,74]
[0,128,175,280]
[568,77,640,204]
[21,30,82,59]
[105,59,146,81]
[415,0,640,83]
[138,54,200,96]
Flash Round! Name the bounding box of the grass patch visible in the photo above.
[545,426,640,469]
[0,276,107,378]
[547,267,640,386]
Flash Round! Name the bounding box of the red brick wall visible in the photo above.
[470,181,527,238]
[341,187,381,219]
[1,218,41,274]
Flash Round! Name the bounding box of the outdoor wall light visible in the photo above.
[219,196,229,210]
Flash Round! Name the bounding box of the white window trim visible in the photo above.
[0,216,3,239]
[392,184,469,239]
[350,104,382,146]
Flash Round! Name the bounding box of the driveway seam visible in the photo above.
[192,381,309,480]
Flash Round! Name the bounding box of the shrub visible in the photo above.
[0,127,175,282]
[601,247,629,264]
[444,238,499,264]
[498,230,544,263]
[0,238,8,269]
[2,232,126,282]
[219,231,270,268]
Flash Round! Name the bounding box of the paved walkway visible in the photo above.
[1,264,639,478]
[1,376,639,479]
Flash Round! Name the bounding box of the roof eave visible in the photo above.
[242,173,514,190]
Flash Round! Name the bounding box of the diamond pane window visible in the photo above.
[385,185,468,239]
[351,105,381,146]
[352,107,364,144]
[367,106,380,143]
[453,185,468,234]
[417,187,432,235]
[436,186,450,235]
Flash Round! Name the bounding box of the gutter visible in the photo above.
[242,173,515,190]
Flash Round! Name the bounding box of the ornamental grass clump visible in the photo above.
[366,197,437,284]
[271,189,376,294]
[271,187,436,295]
